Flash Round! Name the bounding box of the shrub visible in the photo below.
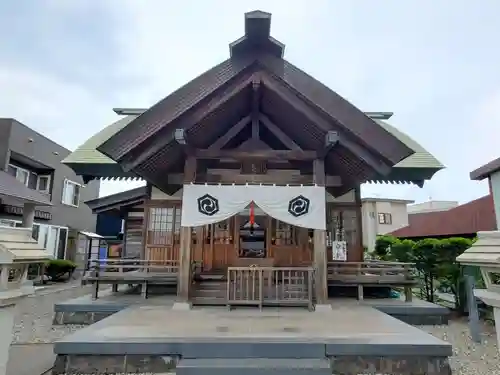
[45,259,77,282]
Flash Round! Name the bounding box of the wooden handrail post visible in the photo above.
[259,269,264,310]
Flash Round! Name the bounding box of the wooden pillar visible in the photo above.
[352,186,364,262]
[177,156,196,301]
[313,159,328,304]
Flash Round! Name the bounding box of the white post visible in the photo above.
[0,287,34,375]
[21,203,35,229]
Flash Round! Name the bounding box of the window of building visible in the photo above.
[378,213,392,225]
[62,179,81,206]
[7,164,30,186]
[36,175,51,194]
[0,219,15,227]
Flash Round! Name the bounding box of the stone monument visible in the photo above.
[456,230,500,350]
[0,226,50,375]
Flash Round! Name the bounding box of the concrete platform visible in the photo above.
[53,288,449,326]
[52,304,453,374]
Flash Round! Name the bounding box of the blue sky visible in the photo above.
[0,0,498,202]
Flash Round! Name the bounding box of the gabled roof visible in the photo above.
[85,186,147,214]
[63,11,443,190]
[390,195,496,238]
[63,115,136,165]
[470,157,500,181]
[95,11,415,191]
[0,171,52,206]
[63,114,443,184]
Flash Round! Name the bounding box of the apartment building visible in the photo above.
[0,118,100,259]
[361,197,414,251]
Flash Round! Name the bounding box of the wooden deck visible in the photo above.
[84,259,178,299]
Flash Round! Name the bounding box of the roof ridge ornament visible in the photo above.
[229,10,285,59]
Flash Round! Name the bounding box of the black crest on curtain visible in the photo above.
[197,194,219,216]
[288,195,310,217]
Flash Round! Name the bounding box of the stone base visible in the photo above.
[52,354,452,375]
[330,356,452,374]
[52,354,177,375]
[53,311,114,325]
[314,304,332,312]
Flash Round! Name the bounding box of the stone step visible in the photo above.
[176,358,331,375]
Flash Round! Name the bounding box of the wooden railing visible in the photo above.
[85,258,179,299]
[227,266,314,310]
[327,261,417,301]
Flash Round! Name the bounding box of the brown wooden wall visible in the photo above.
[139,195,363,268]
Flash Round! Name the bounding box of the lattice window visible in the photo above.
[271,219,297,245]
[173,206,182,245]
[147,207,175,245]
[213,220,233,244]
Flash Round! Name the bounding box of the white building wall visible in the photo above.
[361,199,412,251]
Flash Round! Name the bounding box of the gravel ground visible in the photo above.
[12,282,93,344]
[9,285,500,374]
[422,319,500,375]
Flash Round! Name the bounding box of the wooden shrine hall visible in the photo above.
[65,11,443,308]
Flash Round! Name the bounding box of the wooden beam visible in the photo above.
[208,115,251,150]
[313,159,326,186]
[261,75,393,176]
[183,155,197,183]
[194,149,318,161]
[259,114,302,150]
[121,72,257,172]
[168,172,342,186]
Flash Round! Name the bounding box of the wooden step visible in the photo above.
[190,296,227,305]
[192,289,226,298]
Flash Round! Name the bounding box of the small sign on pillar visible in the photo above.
[332,241,347,261]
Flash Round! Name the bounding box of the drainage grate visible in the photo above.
[282,326,300,333]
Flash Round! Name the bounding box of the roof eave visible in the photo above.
[470,157,500,181]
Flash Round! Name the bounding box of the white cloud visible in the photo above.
[2,0,499,205]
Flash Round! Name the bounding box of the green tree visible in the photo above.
[437,237,473,313]
[374,235,398,260]
[388,239,415,263]
[412,238,441,302]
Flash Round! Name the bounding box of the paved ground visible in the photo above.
[7,282,94,375]
[5,282,500,375]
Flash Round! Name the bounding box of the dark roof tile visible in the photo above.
[390,195,496,238]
